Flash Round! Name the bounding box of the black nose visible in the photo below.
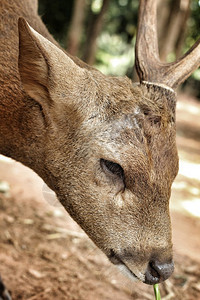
[145,260,174,285]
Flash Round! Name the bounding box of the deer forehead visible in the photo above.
[92,105,177,182]
[95,99,174,146]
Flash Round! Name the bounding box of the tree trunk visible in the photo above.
[157,0,172,42]
[158,0,191,62]
[175,0,191,58]
[83,0,110,65]
[66,0,86,56]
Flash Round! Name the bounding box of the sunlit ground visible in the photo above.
[171,158,200,218]
[170,94,200,218]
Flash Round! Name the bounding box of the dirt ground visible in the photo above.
[0,93,200,300]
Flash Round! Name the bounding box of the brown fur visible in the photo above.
[0,0,181,283]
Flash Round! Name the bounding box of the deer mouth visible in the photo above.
[108,250,145,282]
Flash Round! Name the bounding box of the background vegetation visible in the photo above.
[39,0,200,97]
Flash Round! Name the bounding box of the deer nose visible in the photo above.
[145,260,174,285]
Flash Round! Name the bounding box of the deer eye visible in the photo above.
[100,159,124,180]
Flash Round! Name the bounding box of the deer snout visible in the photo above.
[108,249,174,284]
[145,259,174,285]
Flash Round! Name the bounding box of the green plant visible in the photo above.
[154,284,161,300]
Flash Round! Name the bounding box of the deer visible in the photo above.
[0,0,200,298]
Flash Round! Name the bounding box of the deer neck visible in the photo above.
[0,90,48,176]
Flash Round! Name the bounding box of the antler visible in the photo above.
[135,0,200,89]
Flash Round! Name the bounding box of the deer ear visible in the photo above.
[18,18,83,106]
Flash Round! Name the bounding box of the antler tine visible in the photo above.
[135,0,161,84]
[164,38,200,89]
[135,0,200,89]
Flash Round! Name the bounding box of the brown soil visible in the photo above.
[0,93,200,300]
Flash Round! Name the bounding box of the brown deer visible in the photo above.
[0,0,200,298]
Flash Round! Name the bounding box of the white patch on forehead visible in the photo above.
[104,143,121,160]
[131,107,141,130]
[111,113,138,133]
[102,111,143,155]
[133,118,140,130]
[134,106,140,115]
[118,116,134,129]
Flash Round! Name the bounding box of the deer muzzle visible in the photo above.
[109,249,174,285]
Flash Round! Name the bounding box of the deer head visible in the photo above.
[17,0,200,285]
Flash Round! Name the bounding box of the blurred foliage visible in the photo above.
[95,0,138,76]
[39,0,200,97]
[182,0,200,97]
[187,0,200,46]
[38,0,73,46]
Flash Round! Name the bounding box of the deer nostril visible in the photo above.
[145,260,174,285]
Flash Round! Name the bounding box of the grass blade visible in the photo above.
[154,284,161,300]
